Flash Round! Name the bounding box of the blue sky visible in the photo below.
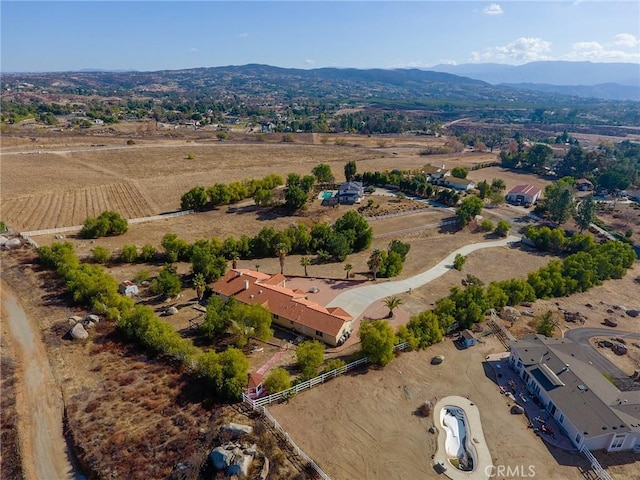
[1,1,639,72]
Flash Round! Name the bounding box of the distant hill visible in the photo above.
[428,61,639,86]
[501,82,640,102]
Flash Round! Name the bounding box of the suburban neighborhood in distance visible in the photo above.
[2,2,640,480]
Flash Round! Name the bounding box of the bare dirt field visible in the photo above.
[268,337,596,480]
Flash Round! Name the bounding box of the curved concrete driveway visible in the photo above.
[327,235,521,318]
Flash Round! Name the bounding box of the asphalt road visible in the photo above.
[564,328,640,389]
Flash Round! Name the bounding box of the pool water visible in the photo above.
[320,191,335,200]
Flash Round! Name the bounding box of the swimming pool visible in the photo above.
[319,191,336,200]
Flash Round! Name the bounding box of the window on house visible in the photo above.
[575,433,582,444]
[559,414,564,424]
[315,330,323,337]
[611,434,626,449]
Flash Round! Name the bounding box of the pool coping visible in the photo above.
[433,396,493,480]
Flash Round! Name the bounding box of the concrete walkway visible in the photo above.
[432,395,493,480]
[327,235,521,318]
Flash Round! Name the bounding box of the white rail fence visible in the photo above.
[580,446,613,480]
[20,210,194,237]
[242,341,411,480]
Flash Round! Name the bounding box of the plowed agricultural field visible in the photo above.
[2,134,505,232]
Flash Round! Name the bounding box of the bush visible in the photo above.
[91,246,111,264]
[80,211,128,239]
[120,244,138,263]
[323,358,346,373]
[453,254,466,271]
[536,311,555,337]
[296,341,325,380]
[479,219,494,232]
[359,320,396,366]
[264,368,291,394]
[149,265,182,297]
[495,220,510,237]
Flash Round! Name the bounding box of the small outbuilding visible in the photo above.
[118,280,139,297]
[506,184,542,206]
[246,372,265,400]
[460,329,477,348]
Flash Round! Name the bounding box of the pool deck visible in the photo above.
[433,396,493,480]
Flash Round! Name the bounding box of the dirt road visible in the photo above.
[2,282,83,480]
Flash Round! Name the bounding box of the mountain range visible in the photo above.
[428,61,640,101]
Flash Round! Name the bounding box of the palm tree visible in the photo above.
[384,296,403,318]
[231,252,239,269]
[275,243,288,275]
[344,263,353,279]
[193,273,206,301]
[368,249,383,280]
[255,263,260,272]
[300,256,311,276]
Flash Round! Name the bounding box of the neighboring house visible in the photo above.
[459,329,477,348]
[445,178,476,191]
[576,179,594,191]
[422,164,451,185]
[118,280,139,297]
[509,334,640,452]
[506,184,542,205]
[338,181,364,205]
[92,119,104,126]
[211,269,353,347]
[246,372,265,399]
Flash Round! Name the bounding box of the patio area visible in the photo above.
[485,353,576,451]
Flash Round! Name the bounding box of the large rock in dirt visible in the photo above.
[500,306,520,323]
[228,454,253,478]
[165,306,179,315]
[627,310,639,318]
[3,238,22,249]
[221,423,253,439]
[70,323,89,340]
[0,235,8,246]
[85,314,100,323]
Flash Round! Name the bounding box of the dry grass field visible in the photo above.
[1,131,509,232]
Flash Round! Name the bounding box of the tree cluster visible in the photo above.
[80,210,128,239]
[180,174,284,211]
[367,239,411,279]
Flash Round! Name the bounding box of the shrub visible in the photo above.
[359,320,396,366]
[479,219,494,232]
[264,368,291,394]
[323,358,346,373]
[120,244,138,263]
[296,341,325,380]
[92,246,111,264]
[80,211,128,239]
[495,220,510,237]
[453,253,466,271]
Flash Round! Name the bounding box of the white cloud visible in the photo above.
[566,40,640,62]
[439,59,457,65]
[189,47,198,52]
[239,32,249,38]
[472,37,552,63]
[483,3,503,15]
[612,33,639,48]
[304,59,316,65]
[390,60,428,68]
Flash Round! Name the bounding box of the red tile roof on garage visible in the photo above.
[508,184,542,196]
[211,269,352,338]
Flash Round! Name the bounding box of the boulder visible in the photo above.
[0,235,8,246]
[500,306,520,323]
[228,454,253,478]
[4,238,22,249]
[85,314,100,323]
[510,404,525,415]
[166,306,179,315]
[70,323,89,340]
[221,423,253,439]
[431,355,445,365]
[626,310,639,318]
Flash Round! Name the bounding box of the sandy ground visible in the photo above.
[2,282,79,480]
[268,337,594,480]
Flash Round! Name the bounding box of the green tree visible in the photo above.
[453,253,466,271]
[359,320,396,366]
[181,186,208,211]
[545,181,575,225]
[323,358,346,373]
[383,296,403,318]
[200,295,229,339]
[149,265,182,297]
[480,219,494,232]
[296,340,325,380]
[312,163,334,183]
[120,244,138,263]
[300,256,311,276]
[574,194,596,232]
[368,249,384,280]
[80,210,128,239]
[193,272,206,301]
[264,368,291,394]
[253,188,273,207]
[495,220,510,237]
[456,196,483,227]
[276,243,288,274]
[333,211,373,252]
[344,263,353,279]
[344,160,357,181]
[92,246,111,264]
[536,311,555,337]
[285,184,308,210]
[405,311,443,349]
[228,303,273,347]
[525,144,553,173]
[451,166,468,179]
[140,244,157,262]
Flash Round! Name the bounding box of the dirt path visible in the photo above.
[2,282,81,480]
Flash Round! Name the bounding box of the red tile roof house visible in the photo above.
[211,269,353,347]
[506,184,542,206]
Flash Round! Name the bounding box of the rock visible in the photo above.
[626,310,639,318]
[85,314,100,323]
[500,306,520,323]
[84,321,96,329]
[510,404,525,414]
[70,323,89,340]
[221,423,253,439]
[165,306,179,315]
[0,235,8,246]
[431,355,445,365]
[259,456,270,480]
[4,238,22,249]
[228,454,253,478]
[55,234,64,239]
